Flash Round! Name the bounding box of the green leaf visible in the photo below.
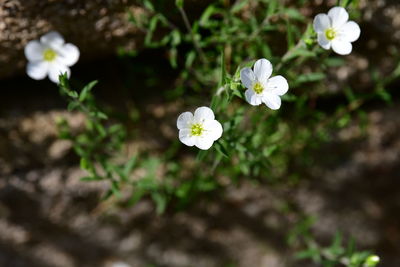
[171,30,181,46]
[219,49,226,87]
[67,101,80,111]
[285,8,306,21]
[79,80,98,101]
[267,0,278,16]
[175,0,184,8]
[284,47,316,62]
[80,176,103,181]
[58,73,70,88]
[94,123,107,138]
[128,189,146,206]
[111,181,122,198]
[196,149,208,161]
[80,158,90,170]
[152,193,167,214]
[214,140,229,158]
[185,50,196,68]
[199,5,218,27]
[231,0,249,14]
[143,0,155,11]
[295,72,326,84]
[286,20,295,49]
[123,156,137,177]
[169,47,178,68]
[295,248,320,260]
[364,255,380,267]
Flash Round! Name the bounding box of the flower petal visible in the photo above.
[253,58,272,83]
[177,112,193,130]
[328,7,349,28]
[57,43,80,66]
[331,39,352,55]
[194,106,215,122]
[40,31,65,49]
[245,89,262,106]
[340,21,360,42]
[262,93,281,110]
[313,14,331,33]
[317,33,331,50]
[25,40,45,62]
[48,63,71,83]
[26,61,49,80]
[240,67,255,89]
[194,135,214,150]
[204,120,223,141]
[179,129,195,147]
[267,75,288,96]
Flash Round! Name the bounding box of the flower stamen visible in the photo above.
[43,49,57,62]
[325,28,337,41]
[253,82,264,94]
[190,123,204,136]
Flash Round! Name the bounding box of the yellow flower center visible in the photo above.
[190,123,204,136]
[43,49,57,62]
[253,82,264,94]
[325,28,337,41]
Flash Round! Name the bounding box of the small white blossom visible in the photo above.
[313,6,361,55]
[177,107,223,150]
[24,31,80,83]
[240,58,289,110]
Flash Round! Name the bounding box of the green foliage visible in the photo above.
[287,216,380,266]
[53,0,400,263]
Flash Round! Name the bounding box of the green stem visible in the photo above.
[178,6,209,65]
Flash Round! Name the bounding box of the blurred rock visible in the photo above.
[0,0,143,79]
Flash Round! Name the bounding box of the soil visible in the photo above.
[1,0,400,267]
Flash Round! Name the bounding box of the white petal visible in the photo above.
[253,58,272,84]
[245,89,262,106]
[40,31,65,48]
[48,63,71,83]
[317,33,332,50]
[240,67,255,89]
[57,43,80,66]
[313,14,331,33]
[24,40,45,62]
[177,112,193,130]
[194,107,215,122]
[331,39,352,55]
[328,7,349,28]
[26,61,49,80]
[204,120,223,141]
[194,135,214,150]
[263,93,282,110]
[340,21,360,42]
[267,76,288,96]
[179,129,195,147]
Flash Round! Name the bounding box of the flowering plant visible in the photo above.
[21,0,398,265]
[25,31,79,83]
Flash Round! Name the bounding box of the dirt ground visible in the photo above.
[0,56,399,267]
[1,1,400,267]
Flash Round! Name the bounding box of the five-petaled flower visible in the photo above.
[25,31,80,83]
[240,58,289,110]
[313,6,361,55]
[177,107,223,150]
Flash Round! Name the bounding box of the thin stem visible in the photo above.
[275,39,305,72]
[248,14,280,41]
[177,6,209,65]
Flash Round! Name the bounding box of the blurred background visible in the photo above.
[0,0,400,266]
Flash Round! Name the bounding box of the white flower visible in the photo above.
[240,58,289,110]
[313,6,361,55]
[177,107,223,150]
[24,31,80,83]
